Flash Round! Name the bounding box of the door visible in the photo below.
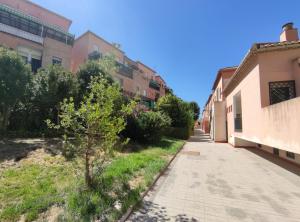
[273,148,279,156]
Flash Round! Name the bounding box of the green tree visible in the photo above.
[33,65,79,126]
[0,47,31,131]
[189,101,200,121]
[156,94,193,128]
[48,77,135,188]
[77,56,115,97]
[124,111,171,143]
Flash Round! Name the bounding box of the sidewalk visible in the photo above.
[127,129,300,222]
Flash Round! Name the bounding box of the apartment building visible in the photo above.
[202,23,300,165]
[0,0,168,108]
[71,30,167,108]
[0,0,74,71]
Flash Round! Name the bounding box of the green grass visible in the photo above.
[0,137,184,221]
[0,156,75,222]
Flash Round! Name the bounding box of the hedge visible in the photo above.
[164,127,193,140]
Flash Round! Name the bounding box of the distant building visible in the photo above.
[0,0,74,71]
[71,31,167,108]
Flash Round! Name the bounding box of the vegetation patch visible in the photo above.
[0,137,184,221]
[0,150,75,222]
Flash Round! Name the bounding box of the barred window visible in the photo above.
[286,151,295,159]
[269,81,296,105]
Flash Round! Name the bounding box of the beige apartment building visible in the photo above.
[0,0,74,71]
[71,31,167,108]
[202,23,300,165]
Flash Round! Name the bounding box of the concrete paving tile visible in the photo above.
[127,129,300,222]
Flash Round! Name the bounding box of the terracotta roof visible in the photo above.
[255,40,300,49]
[223,40,300,95]
[204,94,212,107]
[212,66,238,90]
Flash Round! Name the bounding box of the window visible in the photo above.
[233,92,242,132]
[286,151,295,159]
[17,47,42,73]
[269,81,296,105]
[52,57,62,65]
[31,58,42,73]
[93,45,99,52]
[273,148,279,156]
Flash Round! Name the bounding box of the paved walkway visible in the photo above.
[128,129,300,222]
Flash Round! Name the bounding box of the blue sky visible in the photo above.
[32,0,300,110]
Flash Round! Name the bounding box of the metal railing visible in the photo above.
[116,62,133,79]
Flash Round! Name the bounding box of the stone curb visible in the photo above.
[118,141,187,222]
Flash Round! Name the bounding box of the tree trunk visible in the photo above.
[85,136,92,188]
[0,106,10,132]
[85,149,92,188]
[56,105,60,125]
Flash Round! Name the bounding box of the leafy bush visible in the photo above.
[164,127,193,140]
[0,47,31,132]
[189,101,200,121]
[77,58,114,98]
[8,65,78,133]
[156,94,194,139]
[124,111,171,144]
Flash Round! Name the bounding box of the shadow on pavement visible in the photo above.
[188,129,212,143]
[129,200,200,222]
[244,148,300,176]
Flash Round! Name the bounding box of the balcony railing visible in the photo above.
[149,80,160,91]
[0,4,74,45]
[116,62,133,79]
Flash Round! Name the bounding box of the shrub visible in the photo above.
[156,94,194,139]
[124,111,171,144]
[164,127,193,140]
[0,47,31,132]
[8,65,78,133]
[189,101,200,121]
[77,57,114,98]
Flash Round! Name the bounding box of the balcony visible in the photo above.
[0,22,43,44]
[0,4,74,45]
[149,80,160,91]
[88,51,102,60]
[116,62,133,79]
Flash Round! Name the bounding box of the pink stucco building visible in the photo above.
[0,0,74,71]
[202,23,300,165]
[201,67,236,141]
[71,31,167,108]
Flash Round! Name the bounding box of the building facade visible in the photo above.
[201,67,236,141]
[202,23,300,165]
[71,31,167,108]
[0,0,169,109]
[0,0,74,71]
